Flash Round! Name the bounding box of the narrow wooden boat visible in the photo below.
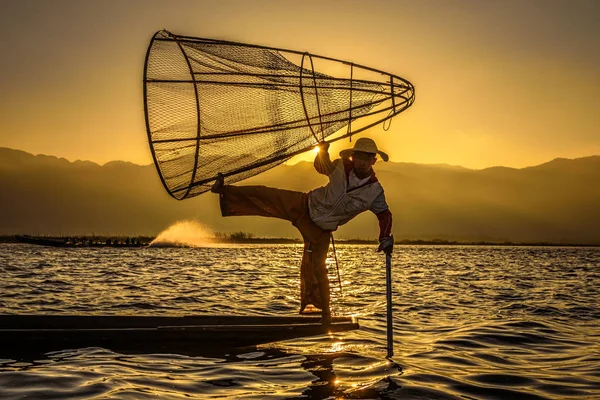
[15,235,69,247]
[14,235,148,248]
[0,315,359,358]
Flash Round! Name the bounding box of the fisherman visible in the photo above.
[211,137,394,325]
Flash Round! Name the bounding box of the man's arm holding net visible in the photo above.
[314,142,337,176]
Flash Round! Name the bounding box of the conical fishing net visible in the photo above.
[144,30,415,200]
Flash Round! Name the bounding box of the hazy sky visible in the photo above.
[1,0,599,169]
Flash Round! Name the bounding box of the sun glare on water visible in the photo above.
[149,220,216,247]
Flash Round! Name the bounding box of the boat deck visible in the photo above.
[0,315,359,358]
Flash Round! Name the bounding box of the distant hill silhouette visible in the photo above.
[1,147,599,244]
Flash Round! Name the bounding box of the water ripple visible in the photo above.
[0,244,599,399]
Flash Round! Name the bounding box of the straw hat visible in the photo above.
[339,138,389,162]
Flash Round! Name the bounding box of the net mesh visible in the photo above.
[144,30,414,199]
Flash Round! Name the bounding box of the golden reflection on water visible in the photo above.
[327,341,345,354]
[1,244,599,399]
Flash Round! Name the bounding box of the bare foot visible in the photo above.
[211,173,225,194]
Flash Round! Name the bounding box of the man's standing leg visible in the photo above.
[299,230,331,324]
[312,233,331,324]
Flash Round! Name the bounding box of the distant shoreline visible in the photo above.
[1,235,598,247]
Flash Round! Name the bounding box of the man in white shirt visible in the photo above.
[212,138,393,325]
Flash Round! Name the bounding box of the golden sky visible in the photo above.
[1,0,599,169]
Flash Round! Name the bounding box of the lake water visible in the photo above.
[0,243,599,399]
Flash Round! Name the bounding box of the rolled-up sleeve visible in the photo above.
[370,192,392,239]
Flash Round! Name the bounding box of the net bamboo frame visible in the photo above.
[144,30,415,200]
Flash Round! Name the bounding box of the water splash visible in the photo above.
[149,220,215,247]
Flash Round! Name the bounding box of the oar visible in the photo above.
[386,252,394,358]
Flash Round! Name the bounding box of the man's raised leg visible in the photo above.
[218,185,305,222]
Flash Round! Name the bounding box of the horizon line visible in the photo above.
[1,146,599,172]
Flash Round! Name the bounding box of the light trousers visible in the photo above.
[219,185,330,314]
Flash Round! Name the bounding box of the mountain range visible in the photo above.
[1,147,599,244]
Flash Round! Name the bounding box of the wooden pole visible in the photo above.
[330,233,343,295]
[386,253,394,358]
